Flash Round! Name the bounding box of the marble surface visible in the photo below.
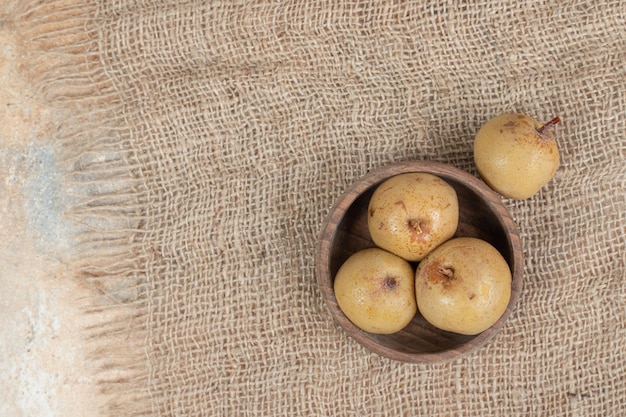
[0,18,103,417]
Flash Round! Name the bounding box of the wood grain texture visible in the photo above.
[316,161,523,363]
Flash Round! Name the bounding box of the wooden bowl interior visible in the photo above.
[318,162,522,362]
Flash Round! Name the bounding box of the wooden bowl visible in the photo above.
[316,161,523,363]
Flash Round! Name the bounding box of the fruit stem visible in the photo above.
[408,218,423,233]
[537,116,561,135]
[438,266,455,280]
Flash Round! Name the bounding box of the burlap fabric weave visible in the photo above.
[13,0,625,415]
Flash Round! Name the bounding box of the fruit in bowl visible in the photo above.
[316,161,523,363]
[415,237,512,335]
[337,173,511,337]
[367,172,459,262]
[333,248,417,334]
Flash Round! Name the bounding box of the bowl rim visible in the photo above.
[316,160,523,363]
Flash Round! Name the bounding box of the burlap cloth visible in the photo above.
[12,0,625,415]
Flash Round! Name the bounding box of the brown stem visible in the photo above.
[408,218,423,233]
[438,266,455,280]
[537,116,561,134]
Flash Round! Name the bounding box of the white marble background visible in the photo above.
[0,13,102,417]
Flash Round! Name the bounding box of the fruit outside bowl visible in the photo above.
[316,160,523,363]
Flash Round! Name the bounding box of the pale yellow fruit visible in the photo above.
[415,237,511,335]
[473,113,560,200]
[334,248,417,334]
[368,172,459,262]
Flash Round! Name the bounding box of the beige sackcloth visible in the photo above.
[9,0,626,415]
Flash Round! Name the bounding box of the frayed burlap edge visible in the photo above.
[10,1,151,415]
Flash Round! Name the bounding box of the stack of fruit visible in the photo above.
[333,113,560,336]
